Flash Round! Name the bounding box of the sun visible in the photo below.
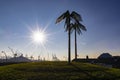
[28,24,52,48]
[32,30,46,44]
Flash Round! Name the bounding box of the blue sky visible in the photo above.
[0,0,120,60]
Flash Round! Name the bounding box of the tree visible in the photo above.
[56,10,84,63]
[71,22,86,60]
[1,51,7,62]
[56,10,71,63]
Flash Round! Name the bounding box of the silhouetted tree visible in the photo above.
[56,10,84,63]
[1,51,7,62]
[71,21,86,60]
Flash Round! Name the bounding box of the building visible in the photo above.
[98,53,112,59]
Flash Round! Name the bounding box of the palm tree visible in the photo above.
[56,10,71,63]
[56,10,83,63]
[71,21,87,60]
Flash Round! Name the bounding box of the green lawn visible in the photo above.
[0,61,120,80]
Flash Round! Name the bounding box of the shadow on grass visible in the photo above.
[70,63,120,80]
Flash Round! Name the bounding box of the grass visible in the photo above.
[0,61,120,80]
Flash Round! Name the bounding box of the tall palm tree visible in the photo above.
[56,10,83,63]
[71,21,87,60]
[56,10,71,63]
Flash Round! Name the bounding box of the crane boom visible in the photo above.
[8,47,14,54]
[8,47,17,57]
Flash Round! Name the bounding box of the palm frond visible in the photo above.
[70,23,74,33]
[71,11,82,22]
[64,12,71,32]
[77,22,87,31]
[76,25,82,35]
[55,13,65,24]
[71,22,86,35]
[77,30,82,35]
[55,10,69,24]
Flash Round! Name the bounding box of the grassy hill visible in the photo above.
[0,61,120,80]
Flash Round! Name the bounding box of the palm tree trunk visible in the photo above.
[75,29,77,60]
[68,28,71,63]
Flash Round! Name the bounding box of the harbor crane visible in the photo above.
[8,47,17,58]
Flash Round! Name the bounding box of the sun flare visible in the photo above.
[32,31,46,43]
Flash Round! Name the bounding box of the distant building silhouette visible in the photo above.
[72,52,120,68]
[98,53,112,59]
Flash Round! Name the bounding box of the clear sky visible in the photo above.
[0,0,120,60]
